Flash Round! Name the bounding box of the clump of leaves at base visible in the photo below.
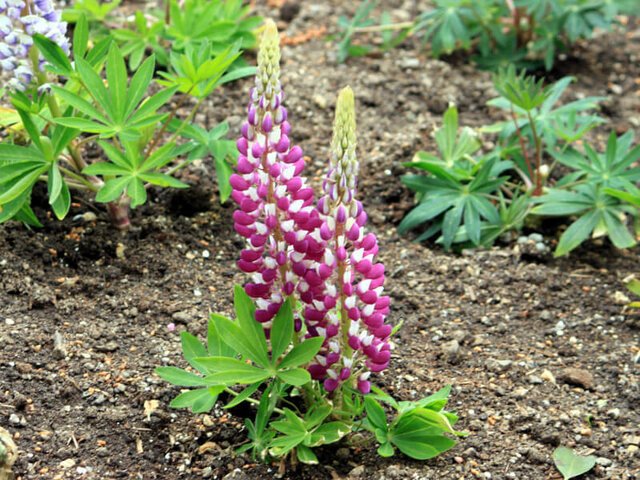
[333,0,635,71]
[157,286,462,465]
[400,67,640,256]
[0,12,252,229]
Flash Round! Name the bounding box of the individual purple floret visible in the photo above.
[0,0,69,91]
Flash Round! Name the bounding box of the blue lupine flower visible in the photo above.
[0,0,69,91]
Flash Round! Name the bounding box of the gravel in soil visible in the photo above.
[2,2,640,479]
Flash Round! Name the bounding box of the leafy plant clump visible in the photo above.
[0,1,256,229]
[399,66,640,256]
[159,20,463,468]
[333,0,635,70]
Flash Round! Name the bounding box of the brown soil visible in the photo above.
[2,2,640,479]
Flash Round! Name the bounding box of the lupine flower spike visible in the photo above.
[0,0,69,91]
[231,21,390,396]
[231,19,319,336]
[305,87,391,394]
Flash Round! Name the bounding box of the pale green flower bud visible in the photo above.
[325,86,358,207]
[256,19,281,104]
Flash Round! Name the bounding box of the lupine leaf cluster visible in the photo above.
[333,0,635,71]
[401,66,640,256]
[75,0,262,72]
[159,19,461,465]
[0,4,253,229]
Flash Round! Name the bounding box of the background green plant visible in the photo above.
[0,11,256,229]
[333,0,635,71]
[158,286,463,466]
[399,67,640,256]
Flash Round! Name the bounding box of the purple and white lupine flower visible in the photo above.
[230,19,319,335]
[0,0,69,91]
[301,87,391,394]
[232,21,391,395]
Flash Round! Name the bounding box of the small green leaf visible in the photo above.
[73,14,89,59]
[296,444,318,464]
[0,164,48,204]
[95,176,130,203]
[128,177,147,207]
[553,447,596,480]
[82,162,130,176]
[270,299,293,361]
[106,44,128,122]
[139,172,188,189]
[180,332,208,372]
[276,368,311,386]
[50,180,70,220]
[170,386,223,413]
[364,396,388,431]
[155,366,207,386]
[47,164,62,203]
[207,315,237,358]
[33,34,72,75]
[224,382,261,409]
[277,337,324,370]
[198,357,270,384]
[377,442,394,457]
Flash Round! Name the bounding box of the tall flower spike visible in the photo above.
[231,19,317,335]
[303,87,390,394]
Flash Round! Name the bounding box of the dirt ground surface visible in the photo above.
[2,1,640,479]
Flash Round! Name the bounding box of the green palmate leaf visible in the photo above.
[73,14,89,59]
[390,416,457,460]
[95,176,130,203]
[555,210,599,257]
[47,164,62,203]
[50,180,70,220]
[33,34,73,75]
[270,299,293,361]
[155,366,208,386]
[200,358,270,385]
[553,447,596,480]
[106,43,128,122]
[296,445,318,464]
[364,396,388,431]
[207,315,237,358]
[124,55,155,120]
[139,173,188,189]
[210,314,269,368]
[232,285,270,366]
[15,110,43,150]
[0,144,45,163]
[170,386,223,413]
[54,117,112,134]
[276,368,311,386]
[224,382,261,409]
[277,337,324,370]
[75,57,113,119]
[128,177,146,207]
[602,209,636,250]
[0,164,48,204]
[180,332,208,372]
[81,162,130,176]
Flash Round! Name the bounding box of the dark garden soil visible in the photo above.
[2,1,640,479]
